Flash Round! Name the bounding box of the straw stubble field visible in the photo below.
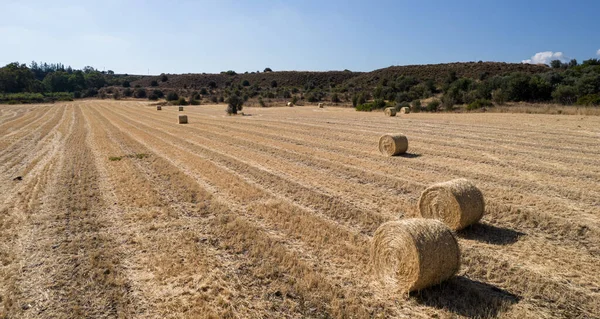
[0,100,599,318]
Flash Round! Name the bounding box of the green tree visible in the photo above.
[227,94,244,114]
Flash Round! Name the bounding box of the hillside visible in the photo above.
[131,62,549,90]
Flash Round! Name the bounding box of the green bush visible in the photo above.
[148,94,159,101]
[552,85,577,105]
[134,88,147,98]
[123,88,133,97]
[356,99,386,112]
[331,93,341,103]
[160,74,168,82]
[258,97,266,107]
[152,89,164,98]
[492,89,507,105]
[208,81,217,89]
[210,96,218,103]
[411,99,421,110]
[426,99,441,112]
[84,88,98,97]
[283,90,291,99]
[174,97,188,105]
[73,91,82,99]
[150,80,159,87]
[291,96,299,105]
[441,94,456,111]
[576,94,600,106]
[190,99,201,105]
[122,81,130,88]
[242,79,250,86]
[264,67,272,72]
[271,80,277,88]
[227,94,243,114]
[467,99,493,110]
[200,88,208,95]
[166,92,179,101]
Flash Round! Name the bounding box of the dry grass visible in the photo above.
[1,100,600,318]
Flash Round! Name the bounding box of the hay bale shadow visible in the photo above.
[458,223,524,245]
[399,153,421,158]
[413,276,521,318]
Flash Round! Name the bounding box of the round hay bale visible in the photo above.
[384,107,397,117]
[157,106,162,111]
[378,134,408,156]
[400,107,410,114]
[178,115,188,124]
[371,219,460,292]
[318,103,324,108]
[417,179,485,230]
[287,102,293,107]
[179,106,184,111]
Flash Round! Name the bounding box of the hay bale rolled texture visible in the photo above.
[384,107,397,117]
[287,102,293,107]
[417,179,485,230]
[378,134,408,156]
[371,219,460,292]
[400,107,410,114]
[318,103,324,108]
[157,106,162,110]
[179,106,184,111]
[178,115,188,124]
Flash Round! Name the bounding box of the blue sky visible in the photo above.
[1,0,599,74]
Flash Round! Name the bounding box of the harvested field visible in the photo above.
[1,100,600,318]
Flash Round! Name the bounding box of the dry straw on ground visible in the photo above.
[179,106,184,111]
[370,219,460,292]
[400,107,410,114]
[178,115,188,124]
[384,107,396,117]
[417,178,484,230]
[378,133,408,156]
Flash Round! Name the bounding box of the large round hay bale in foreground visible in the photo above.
[179,106,184,111]
[371,219,460,292]
[417,178,485,230]
[178,115,188,124]
[400,107,410,114]
[384,107,397,117]
[378,134,408,156]
[157,106,162,110]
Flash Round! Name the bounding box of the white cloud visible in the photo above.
[597,49,600,56]
[522,51,569,65]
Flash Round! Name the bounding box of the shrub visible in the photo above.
[153,89,164,98]
[467,99,493,110]
[122,81,130,88]
[200,87,208,95]
[283,90,291,99]
[73,91,82,99]
[135,84,141,88]
[174,97,188,105]
[150,80,159,87]
[148,94,159,101]
[411,99,421,110]
[208,81,217,89]
[84,88,98,97]
[190,99,201,105]
[264,67,272,72]
[258,97,266,107]
[426,99,441,112]
[491,89,507,105]
[223,70,236,76]
[356,99,386,112]
[166,92,179,101]
[271,80,277,88]
[441,94,456,111]
[134,88,147,98]
[552,85,577,105]
[160,74,168,82]
[576,94,600,106]
[291,95,299,105]
[227,94,243,114]
[242,79,250,86]
[219,96,224,103]
[123,88,133,97]
[331,93,341,103]
[113,90,121,100]
[211,96,218,103]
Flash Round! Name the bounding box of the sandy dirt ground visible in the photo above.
[1,100,599,318]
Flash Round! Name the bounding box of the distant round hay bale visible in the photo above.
[318,103,324,108]
[178,115,188,124]
[378,134,408,156]
[287,102,293,107]
[417,179,485,230]
[400,107,410,114]
[179,106,184,111]
[371,219,460,292]
[157,106,162,111]
[384,107,397,117]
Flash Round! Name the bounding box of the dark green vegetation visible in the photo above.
[2,60,599,110]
